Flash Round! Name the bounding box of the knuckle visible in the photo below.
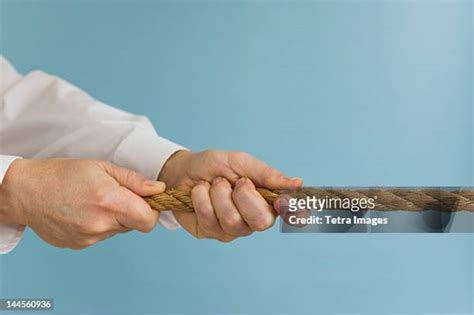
[213,178,230,190]
[234,151,250,161]
[217,235,236,243]
[229,151,249,167]
[232,181,250,196]
[87,221,109,235]
[132,208,155,232]
[72,215,109,236]
[222,214,242,229]
[94,190,114,210]
[252,215,275,231]
[124,169,139,184]
[263,166,278,178]
[262,167,279,185]
[193,181,210,192]
[212,177,224,186]
[140,219,156,233]
[222,217,248,236]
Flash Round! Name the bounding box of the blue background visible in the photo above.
[0,0,473,314]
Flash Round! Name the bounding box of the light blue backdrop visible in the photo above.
[1,0,472,314]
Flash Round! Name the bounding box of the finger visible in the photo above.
[110,221,133,234]
[173,211,204,238]
[174,211,236,242]
[232,177,276,231]
[273,194,311,228]
[109,187,160,232]
[175,184,239,243]
[172,182,208,239]
[111,212,134,232]
[230,153,303,189]
[103,163,166,196]
[192,181,226,238]
[273,194,291,214]
[210,177,252,236]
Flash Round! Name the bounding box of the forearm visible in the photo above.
[1,56,185,230]
[1,57,184,186]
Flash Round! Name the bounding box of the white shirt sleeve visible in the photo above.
[0,56,184,253]
[0,155,25,254]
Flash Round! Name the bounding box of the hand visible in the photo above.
[158,150,303,242]
[0,158,165,250]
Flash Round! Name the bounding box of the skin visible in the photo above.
[0,150,303,249]
[158,150,303,242]
[0,158,165,249]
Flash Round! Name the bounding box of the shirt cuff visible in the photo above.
[0,155,25,254]
[112,128,186,230]
[0,224,25,254]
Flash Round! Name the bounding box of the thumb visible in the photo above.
[104,163,166,196]
[257,167,304,190]
[232,153,303,189]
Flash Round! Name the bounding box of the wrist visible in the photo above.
[0,158,29,225]
[158,150,192,187]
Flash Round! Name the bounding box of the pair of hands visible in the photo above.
[0,150,302,249]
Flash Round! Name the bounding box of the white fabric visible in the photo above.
[0,56,184,254]
[0,155,25,254]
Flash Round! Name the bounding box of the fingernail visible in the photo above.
[287,177,303,181]
[145,180,164,188]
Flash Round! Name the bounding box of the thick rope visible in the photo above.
[144,188,474,212]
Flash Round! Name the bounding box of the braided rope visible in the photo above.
[144,188,474,212]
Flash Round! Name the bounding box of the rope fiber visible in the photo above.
[144,188,474,212]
